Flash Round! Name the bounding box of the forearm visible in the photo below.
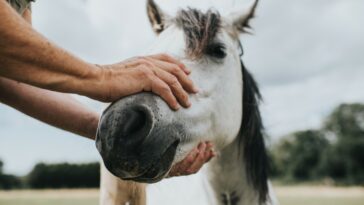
[0,1,99,96]
[0,77,100,140]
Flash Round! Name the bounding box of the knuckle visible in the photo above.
[171,65,181,74]
[139,66,152,75]
[137,57,152,66]
[169,76,179,86]
[136,56,147,62]
[154,82,170,93]
[161,85,171,94]
[139,69,155,81]
[160,53,171,59]
[136,56,145,63]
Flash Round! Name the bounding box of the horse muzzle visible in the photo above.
[96,93,181,183]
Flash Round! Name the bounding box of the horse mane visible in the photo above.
[239,60,268,204]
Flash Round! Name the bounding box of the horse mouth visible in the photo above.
[123,140,179,183]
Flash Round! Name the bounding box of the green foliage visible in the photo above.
[319,103,364,184]
[271,130,329,181]
[0,174,22,190]
[27,162,100,189]
[0,160,22,190]
[0,160,3,174]
[271,103,364,185]
[324,103,364,140]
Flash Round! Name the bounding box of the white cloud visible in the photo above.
[262,66,364,138]
[244,0,364,86]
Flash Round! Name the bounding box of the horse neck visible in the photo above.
[207,137,261,205]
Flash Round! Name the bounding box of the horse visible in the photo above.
[96,0,278,204]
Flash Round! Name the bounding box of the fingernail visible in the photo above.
[174,104,180,110]
[200,143,206,150]
[186,100,191,107]
[193,86,199,93]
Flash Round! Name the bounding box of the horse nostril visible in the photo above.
[118,106,154,148]
[122,108,147,136]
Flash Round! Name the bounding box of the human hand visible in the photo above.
[85,54,198,110]
[168,142,216,177]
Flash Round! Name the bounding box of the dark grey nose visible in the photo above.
[96,103,153,176]
[123,108,148,139]
[96,93,180,183]
[117,105,153,148]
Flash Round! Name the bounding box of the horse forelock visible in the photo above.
[175,8,221,59]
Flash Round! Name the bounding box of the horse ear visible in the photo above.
[147,0,169,34]
[230,0,259,33]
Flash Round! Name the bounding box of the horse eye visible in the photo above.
[206,44,227,59]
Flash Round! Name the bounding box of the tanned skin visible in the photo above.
[0,1,215,177]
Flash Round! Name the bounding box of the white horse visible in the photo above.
[96,0,278,204]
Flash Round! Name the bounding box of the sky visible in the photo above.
[0,0,363,176]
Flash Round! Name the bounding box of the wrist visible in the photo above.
[85,112,100,140]
[74,63,103,98]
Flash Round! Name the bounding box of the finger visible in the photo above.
[177,148,200,173]
[203,142,214,161]
[139,56,198,93]
[186,143,208,173]
[151,54,191,74]
[154,69,191,108]
[152,60,198,93]
[206,149,216,163]
[168,148,199,177]
[206,141,213,149]
[149,76,180,110]
[206,154,214,163]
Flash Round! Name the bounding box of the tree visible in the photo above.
[0,160,3,174]
[319,103,364,184]
[270,130,329,180]
[0,160,22,190]
[27,162,100,189]
[324,103,364,140]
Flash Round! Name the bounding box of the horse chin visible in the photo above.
[123,140,179,183]
[100,138,179,184]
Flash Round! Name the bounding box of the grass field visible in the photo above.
[0,186,363,205]
[276,186,364,205]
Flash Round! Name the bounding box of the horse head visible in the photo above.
[96,2,266,200]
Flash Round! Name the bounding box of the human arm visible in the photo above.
[0,2,213,175]
[0,1,197,109]
[0,77,99,140]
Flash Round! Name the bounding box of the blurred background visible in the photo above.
[0,0,363,205]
